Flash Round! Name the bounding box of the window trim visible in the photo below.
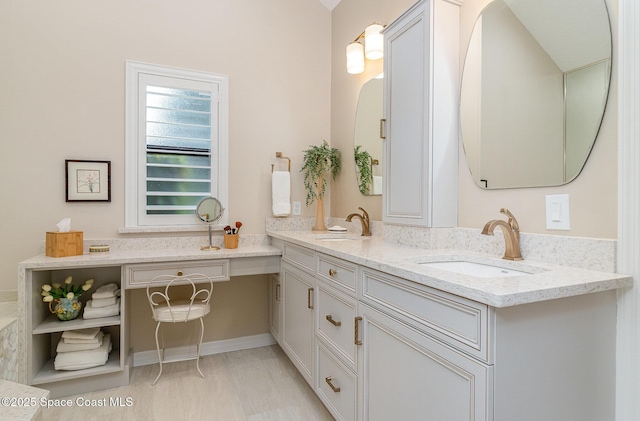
[124,61,229,231]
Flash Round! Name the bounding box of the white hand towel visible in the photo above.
[92,283,119,299]
[63,335,102,345]
[272,171,291,217]
[373,176,383,195]
[88,296,117,308]
[57,331,104,352]
[61,327,100,340]
[83,298,120,319]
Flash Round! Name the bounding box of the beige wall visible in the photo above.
[128,276,269,353]
[0,0,331,295]
[332,0,618,239]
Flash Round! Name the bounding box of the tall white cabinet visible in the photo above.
[382,0,460,227]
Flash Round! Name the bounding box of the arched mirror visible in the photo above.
[460,0,612,189]
[196,197,224,250]
[354,75,383,195]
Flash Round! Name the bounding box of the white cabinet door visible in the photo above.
[269,274,282,344]
[382,0,459,227]
[358,304,491,421]
[281,262,315,386]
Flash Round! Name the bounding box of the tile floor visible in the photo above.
[43,345,334,420]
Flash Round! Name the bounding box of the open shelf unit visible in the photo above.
[25,264,130,397]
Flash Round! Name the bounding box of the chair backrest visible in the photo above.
[146,273,214,322]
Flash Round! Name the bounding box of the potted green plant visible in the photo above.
[301,140,341,231]
[354,145,373,195]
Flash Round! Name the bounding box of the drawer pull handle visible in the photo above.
[325,376,341,393]
[326,315,341,327]
[329,269,337,277]
[177,271,183,276]
[275,283,281,301]
[307,287,314,309]
[355,316,363,345]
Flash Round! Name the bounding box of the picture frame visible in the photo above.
[65,160,111,202]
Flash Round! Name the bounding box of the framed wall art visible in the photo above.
[65,160,111,202]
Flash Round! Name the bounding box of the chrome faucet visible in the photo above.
[346,207,371,236]
[481,208,523,260]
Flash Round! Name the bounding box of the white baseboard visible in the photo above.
[133,333,277,367]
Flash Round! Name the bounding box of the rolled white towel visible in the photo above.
[54,334,112,371]
[57,331,104,352]
[92,283,119,299]
[61,327,100,341]
[272,171,291,217]
[83,298,120,319]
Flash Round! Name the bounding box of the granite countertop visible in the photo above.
[267,230,632,308]
[0,379,49,421]
[18,244,281,270]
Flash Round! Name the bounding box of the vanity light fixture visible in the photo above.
[346,23,385,74]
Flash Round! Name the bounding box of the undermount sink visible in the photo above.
[420,260,532,278]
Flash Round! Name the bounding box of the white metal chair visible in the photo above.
[146,273,214,385]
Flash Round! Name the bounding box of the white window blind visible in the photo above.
[125,62,229,228]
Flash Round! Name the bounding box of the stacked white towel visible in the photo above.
[92,283,119,300]
[55,331,112,371]
[57,328,104,352]
[83,283,121,320]
[83,298,120,319]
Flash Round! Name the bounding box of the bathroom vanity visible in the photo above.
[17,244,281,398]
[267,230,631,421]
[17,230,631,418]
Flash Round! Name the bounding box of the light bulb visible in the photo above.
[346,42,365,74]
[364,23,384,60]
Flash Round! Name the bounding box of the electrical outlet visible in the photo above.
[292,201,301,215]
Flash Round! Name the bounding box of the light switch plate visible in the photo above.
[292,201,301,215]
[546,194,570,230]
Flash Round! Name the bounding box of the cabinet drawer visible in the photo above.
[316,282,358,370]
[282,242,315,273]
[316,253,357,294]
[316,342,357,421]
[360,268,491,362]
[124,260,230,289]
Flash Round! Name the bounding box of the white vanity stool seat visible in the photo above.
[146,273,214,386]
[152,299,210,322]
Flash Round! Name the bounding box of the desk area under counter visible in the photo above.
[17,244,281,398]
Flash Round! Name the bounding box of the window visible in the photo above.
[125,61,228,228]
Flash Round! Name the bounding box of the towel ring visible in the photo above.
[272,152,291,172]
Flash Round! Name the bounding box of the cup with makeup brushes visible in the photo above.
[223,221,242,249]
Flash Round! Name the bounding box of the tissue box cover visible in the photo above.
[46,231,84,257]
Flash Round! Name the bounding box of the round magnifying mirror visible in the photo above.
[196,197,223,223]
[196,197,224,250]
